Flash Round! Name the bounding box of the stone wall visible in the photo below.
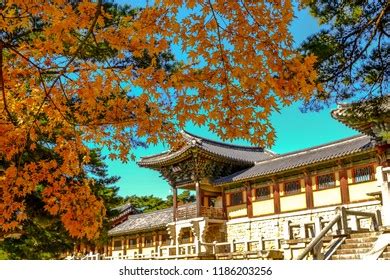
[204,223,226,243]
[226,201,382,244]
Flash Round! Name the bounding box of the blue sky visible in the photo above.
[106,1,358,198]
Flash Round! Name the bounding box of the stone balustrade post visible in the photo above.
[175,236,179,256]
[185,245,189,256]
[300,223,307,239]
[377,166,390,226]
[157,246,161,257]
[258,236,264,251]
[230,239,235,253]
[212,241,217,254]
[283,221,292,240]
[314,217,323,236]
[244,240,249,252]
[376,210,383,227]
[274,238,280,250]
[339,207,349,234]
[349,215,359,232]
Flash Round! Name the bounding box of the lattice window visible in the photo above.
[317,173,335,189]
[255,186,270,200]
[144,236,153,247]
[354,166,373,183]
[129,238,137,249]
[231,192,243,206]
[284,181,301,194]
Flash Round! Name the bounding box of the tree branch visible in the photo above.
[207,0,231,94]
[0,45,17,125]
[11,0,103,186]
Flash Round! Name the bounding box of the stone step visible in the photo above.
[345,237,377,244]
[331,254,362,260]
[349,232,381,239]
[340,243,373,249]
[334,248,371,255]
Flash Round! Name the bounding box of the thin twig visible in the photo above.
[207,0,231,94]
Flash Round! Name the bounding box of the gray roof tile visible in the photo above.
[108,207,173,236]
[108,203,197,236]
[139,131,275,166]
[214,135,374,184]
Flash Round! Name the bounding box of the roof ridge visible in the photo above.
[124,207,172,220]
[140,150,170,160]
[123,202,196,220]
[254,134,369,165]
[182,130,268,151]
[214,134,373,185]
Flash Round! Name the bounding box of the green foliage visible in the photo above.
[300,0,389,111]
[0,220,73,260]
[124,190,196,213]
[0,249,9,260]
[166,190,196,206]
[124,195,169,213]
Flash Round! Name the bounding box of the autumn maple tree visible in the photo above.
[0,0,319,240]
[0,149,122,259]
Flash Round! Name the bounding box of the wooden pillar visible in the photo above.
[122,237,126,255]
[304,171,314,209]
[339,167,350,204]
[196,182,201,217]
[172,186,178,221]
[246,183,253,218]
[273,180,281,214]
[108,239,112,256]
[203,196,209,207]
[222,188,227,219]
[153,231,158,251]
[111,239,115,255]
[376,143,390,167]
[136,234,142,254]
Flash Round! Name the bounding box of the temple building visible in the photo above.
[106,96,390,260]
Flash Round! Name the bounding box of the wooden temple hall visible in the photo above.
[103,96,390,260]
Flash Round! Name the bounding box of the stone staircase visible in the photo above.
[378,245,390,260]
[331,231,386,260]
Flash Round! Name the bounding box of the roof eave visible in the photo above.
[108,225,167,237]
[214,146,376,186]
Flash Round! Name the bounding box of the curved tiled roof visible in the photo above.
[214,134,374,185]
[138,131,276,166]
[108,207,173,236]
[331,95,390,140]
[332,95,389,120]
[111,203,139,222]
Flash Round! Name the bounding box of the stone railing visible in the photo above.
[295,207,382,260]
[284,208,382,241]
[154,241,216,259]
[212,238,282,254]
[72,237,283,260]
